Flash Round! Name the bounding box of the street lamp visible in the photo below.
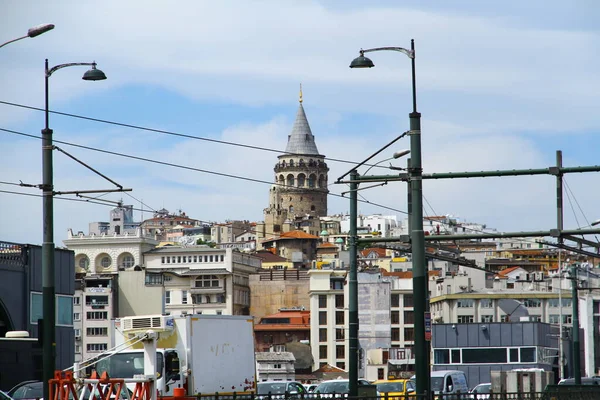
[350,40,429,398]
[363,149,410,175]
[0,23,54,49]
[42,59,106,399]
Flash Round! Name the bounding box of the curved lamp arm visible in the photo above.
[47,62,97,77]
[361,46,414,59]
[0,23,54,49]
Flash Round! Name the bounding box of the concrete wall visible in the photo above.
[117,269,163,317]
[249,273,310,320]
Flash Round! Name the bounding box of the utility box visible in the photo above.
[491,369,554,393]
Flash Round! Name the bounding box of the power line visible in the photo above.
[0,100,397,172]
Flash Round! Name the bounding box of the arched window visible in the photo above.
[308,174,317,188]
[289,159,294,166]
[289,205,294,213]
[120,253,135,268]
[311,205,316,211]
[318,175,326,188]
[297,174,306,187]
[78,255,90,270]
[287,174,294,187]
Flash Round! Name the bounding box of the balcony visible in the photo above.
[190,285,225,294]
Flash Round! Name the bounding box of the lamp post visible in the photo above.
[363,150,410,176]
[0,23,54,49]
[42,59,106,399]
[350,39,429,398]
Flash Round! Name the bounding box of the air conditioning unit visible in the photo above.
[120,315,174,334]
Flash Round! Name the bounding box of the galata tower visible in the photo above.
[262,88,329,237]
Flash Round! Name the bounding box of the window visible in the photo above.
[523,298,542,308]
[73,297,81,306]
[335,311,345,325]
[30,292,42,324]
[404,294,414,307]
[336,362,346,370]
[404,310,414,324]
[481,315,493,323]
[78,256,90,270]
[336,328,345,341]
[391,311,400,324]
[335,294,344,308]
[319,328,327,342]
[319,345,327,359]
[75,345,81,354]
[220,255,224,262]
[145,273,163,285]
[336,345,345,358]
[193,256,197,262]
[86,295,108,306]
[86,327,108,336]
[451,349,460,364]
[404,328,415,341]
[457,299,475,308]
[391,328,400,341]
[73,313,81,321]
[273,364,281,369]
[319,295,327,308]
[434,349,449,364]
[509,348,519,362]
[182,290,188,304]
[87,343,108,352]
[463,348,507,363]
[101,256,111,268]
[507,282,515,289]
[86,311,108,320]
[74,329,81,338]
[391,294,400,308]
[210,255,214,262]
[319,311,327,325]
[56,295,74,326]
[165,291,171,304]
[195,275,220,288]
[480,299,493,308]
[500,315,510,322]
[161,257,165,264]
[121,254,134,268]
[457,316,474,323]
[549,314,560,324]
[520,347,536,363]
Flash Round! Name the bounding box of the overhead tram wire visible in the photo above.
[0,100,395,172]
[2,126,593,250]
[564,177,600,244]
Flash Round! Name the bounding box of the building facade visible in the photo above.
[144,246,261,315]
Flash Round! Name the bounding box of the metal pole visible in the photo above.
[348,170,359,398]
[556,150,564,381]
[42,58,56,400]
[407,158,412,235]
[571,266,581,384]
[408,39,430,398]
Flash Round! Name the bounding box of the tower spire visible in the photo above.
[299,83,303,104]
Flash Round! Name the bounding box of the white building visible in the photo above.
[429,274,573,325]
[338,214,398,237]
[144,246,261,315]
[256,351,296,382]
[308,268,415,380]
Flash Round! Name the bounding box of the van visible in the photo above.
[412,370,469,398]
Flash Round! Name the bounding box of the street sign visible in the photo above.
[425,312,432,341]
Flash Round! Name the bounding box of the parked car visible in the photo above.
[313,379,375,397]
[304,384,319,393]
[374,378,415,399]
[469,383,491,399]
[8,381,42,400]
[257,381,307,399]
[558,377,600,385]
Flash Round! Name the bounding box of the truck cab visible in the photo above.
[92,349,182,396]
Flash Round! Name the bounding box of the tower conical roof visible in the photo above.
[284,103,320,155]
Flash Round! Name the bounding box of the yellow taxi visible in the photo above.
[374,378,415,400]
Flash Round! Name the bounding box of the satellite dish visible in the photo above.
[498,298,529,322]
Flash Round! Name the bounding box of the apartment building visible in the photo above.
[308,268,415,380]
[429,274,573,325]
[143,246,261,315]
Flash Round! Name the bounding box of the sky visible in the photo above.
[1,0,600,246]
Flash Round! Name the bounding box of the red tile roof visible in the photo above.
[497,266,521,277]
[361,248,387,258]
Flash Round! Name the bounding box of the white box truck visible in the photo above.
[87,314,256,397]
